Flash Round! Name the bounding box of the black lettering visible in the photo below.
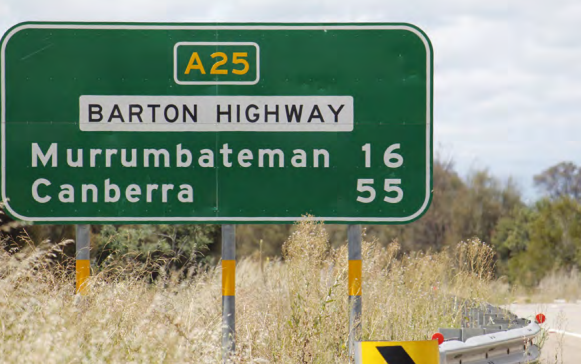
[217,104,231,123]
[328,104,345,123]
[147,104,160,123]
[285,104,303,123]
[129,104,143,123]
[183,105,197,123]
[307,105,324,123]
[164,104,179,123]
[108,104,125,123]
[89,104,103,122]
[246,104,259,123]
[265,104,279,123]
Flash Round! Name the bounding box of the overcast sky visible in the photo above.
[1,0,580,201]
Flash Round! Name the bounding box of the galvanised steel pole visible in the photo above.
[75,224,90,295]
[348,224,362,358]
[222,224,236,362]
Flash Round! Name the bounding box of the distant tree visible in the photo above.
[532,197,581,269]
[491,206,535,278]
[534,162,581,201]
[494,197,581,286]
[456,170,522,246]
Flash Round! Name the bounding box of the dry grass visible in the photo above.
[528,269,581,303]
[0,219,507,363]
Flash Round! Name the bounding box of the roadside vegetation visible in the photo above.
[0,219,504,363]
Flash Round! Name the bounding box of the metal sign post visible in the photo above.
[348,225,362,358]
[75,224,90,295]
[222,224,236,362]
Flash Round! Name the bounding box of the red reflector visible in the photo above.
[432,332,444,345]
[536,313,546,324]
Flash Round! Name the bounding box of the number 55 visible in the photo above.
[356,178,403,203]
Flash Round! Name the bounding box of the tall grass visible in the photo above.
[532,269,581,303]
[0,219,506,363]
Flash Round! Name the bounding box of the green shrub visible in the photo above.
[93,224,219,277]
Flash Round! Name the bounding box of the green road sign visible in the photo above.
[0,22,433,224]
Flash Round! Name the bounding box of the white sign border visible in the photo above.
[1,23,432,223]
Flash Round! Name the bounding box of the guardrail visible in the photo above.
[437,302,543,364]
[439,322,541,364]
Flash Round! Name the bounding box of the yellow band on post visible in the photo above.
[222,260,236,296]
[349,260,362,296]
[76,259,90,295]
